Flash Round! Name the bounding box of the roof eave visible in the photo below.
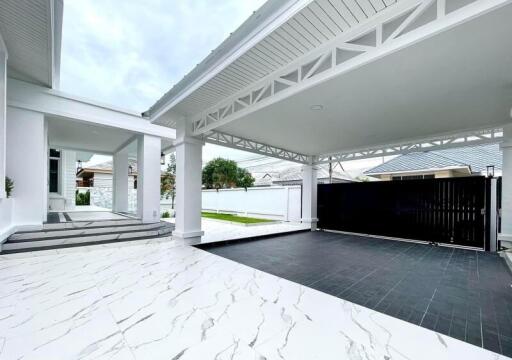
[50,0,63,89]
[143,0,312,120]
[365,165,472,176]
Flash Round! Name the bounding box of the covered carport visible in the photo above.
[141,1,512,354]
[144,0,512,247]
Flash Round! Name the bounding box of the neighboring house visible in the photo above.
[365,144,502,180]
[48,149,94,212]
[76,159,138,189]
[75,159,139,212]
[252,164,354,186]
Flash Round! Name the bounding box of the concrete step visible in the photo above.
[41,219,142,231]
[1,222,174,254]
[9,222,165,241]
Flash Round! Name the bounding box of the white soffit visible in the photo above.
[217,3,512,156]
[0,0,62,88]
[148,0,398,126]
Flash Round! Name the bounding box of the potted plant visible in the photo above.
[5,177,13,198]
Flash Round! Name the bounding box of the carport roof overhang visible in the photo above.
[149,0,512,164]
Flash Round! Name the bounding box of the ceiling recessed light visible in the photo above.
[310,104,324,111]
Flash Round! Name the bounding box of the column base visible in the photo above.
[498,233,512,248]
[173,230,204,239]
[173,230,204,246]
[301,218,318,231]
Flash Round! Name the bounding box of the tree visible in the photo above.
[236,167,254,189]
[161,153,176,207]
[202,157,255,190]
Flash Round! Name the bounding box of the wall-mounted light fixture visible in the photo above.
[161,152,166,165]
[486,165,495,178]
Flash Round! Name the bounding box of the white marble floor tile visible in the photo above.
[0,241,508,360]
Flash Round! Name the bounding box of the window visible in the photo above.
[49,148,61,193]
[49,159,59,192]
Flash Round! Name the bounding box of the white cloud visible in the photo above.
[60,0,267,113]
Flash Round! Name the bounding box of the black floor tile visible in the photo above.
[199,231,512,356]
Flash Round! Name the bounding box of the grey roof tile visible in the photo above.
[365,144,501,175]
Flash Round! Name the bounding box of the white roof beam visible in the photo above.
[203,130,309,164]
[191,0,510,136]
[315,127,504,164]
[7,78,176,140]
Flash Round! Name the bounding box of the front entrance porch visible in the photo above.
[0,211,174,254]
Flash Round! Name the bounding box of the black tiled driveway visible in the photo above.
[199,231,512,357]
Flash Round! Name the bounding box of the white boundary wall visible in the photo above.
[202,186,302,222]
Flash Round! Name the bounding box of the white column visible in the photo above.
[113,148,129,213]
[302,157,318,231]
[136,134,161,223]
[174,120,204,242]
[499,124,512,243]
[0,43,7,198]
[6,107,46,228]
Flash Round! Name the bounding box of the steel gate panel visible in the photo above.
[317,177,492,249]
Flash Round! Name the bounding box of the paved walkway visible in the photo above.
[0,238,508,359]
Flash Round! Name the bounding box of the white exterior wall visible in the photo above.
[499,124,512,242]
[93,173,112,187]
[0,34,11,243]
[0,43,6,199]
[0,197,12,242]
[61,150,76,210]
[202,186,302,222]
[6,107,46,228]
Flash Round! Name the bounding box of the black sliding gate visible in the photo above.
[318,177,500,249]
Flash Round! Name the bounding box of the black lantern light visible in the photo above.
[128,165,133,174]
[161,152,166,165]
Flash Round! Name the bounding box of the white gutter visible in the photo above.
[366,165,472,176]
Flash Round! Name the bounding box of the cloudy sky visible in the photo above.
[60,0,382,175]
[60,0,267,113]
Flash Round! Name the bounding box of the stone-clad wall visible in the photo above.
[90,187,137,212]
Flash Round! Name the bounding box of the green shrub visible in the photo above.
[5,177,13,198]
[161,211,170,218]
[76,190,90,205]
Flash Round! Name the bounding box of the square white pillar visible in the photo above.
[174,138,204,241]
[302,157,318,231]
[174,118,204,242]
[499,124,512,244]
[136,134,161,223]
[113,148,129,213]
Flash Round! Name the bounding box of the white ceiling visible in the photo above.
[47,117,174,157]
[218,4,512,156]
[151,0,398,126]
[0,0,62,87]
[47,117,135,154]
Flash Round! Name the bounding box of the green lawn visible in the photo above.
[201,212,273,224]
